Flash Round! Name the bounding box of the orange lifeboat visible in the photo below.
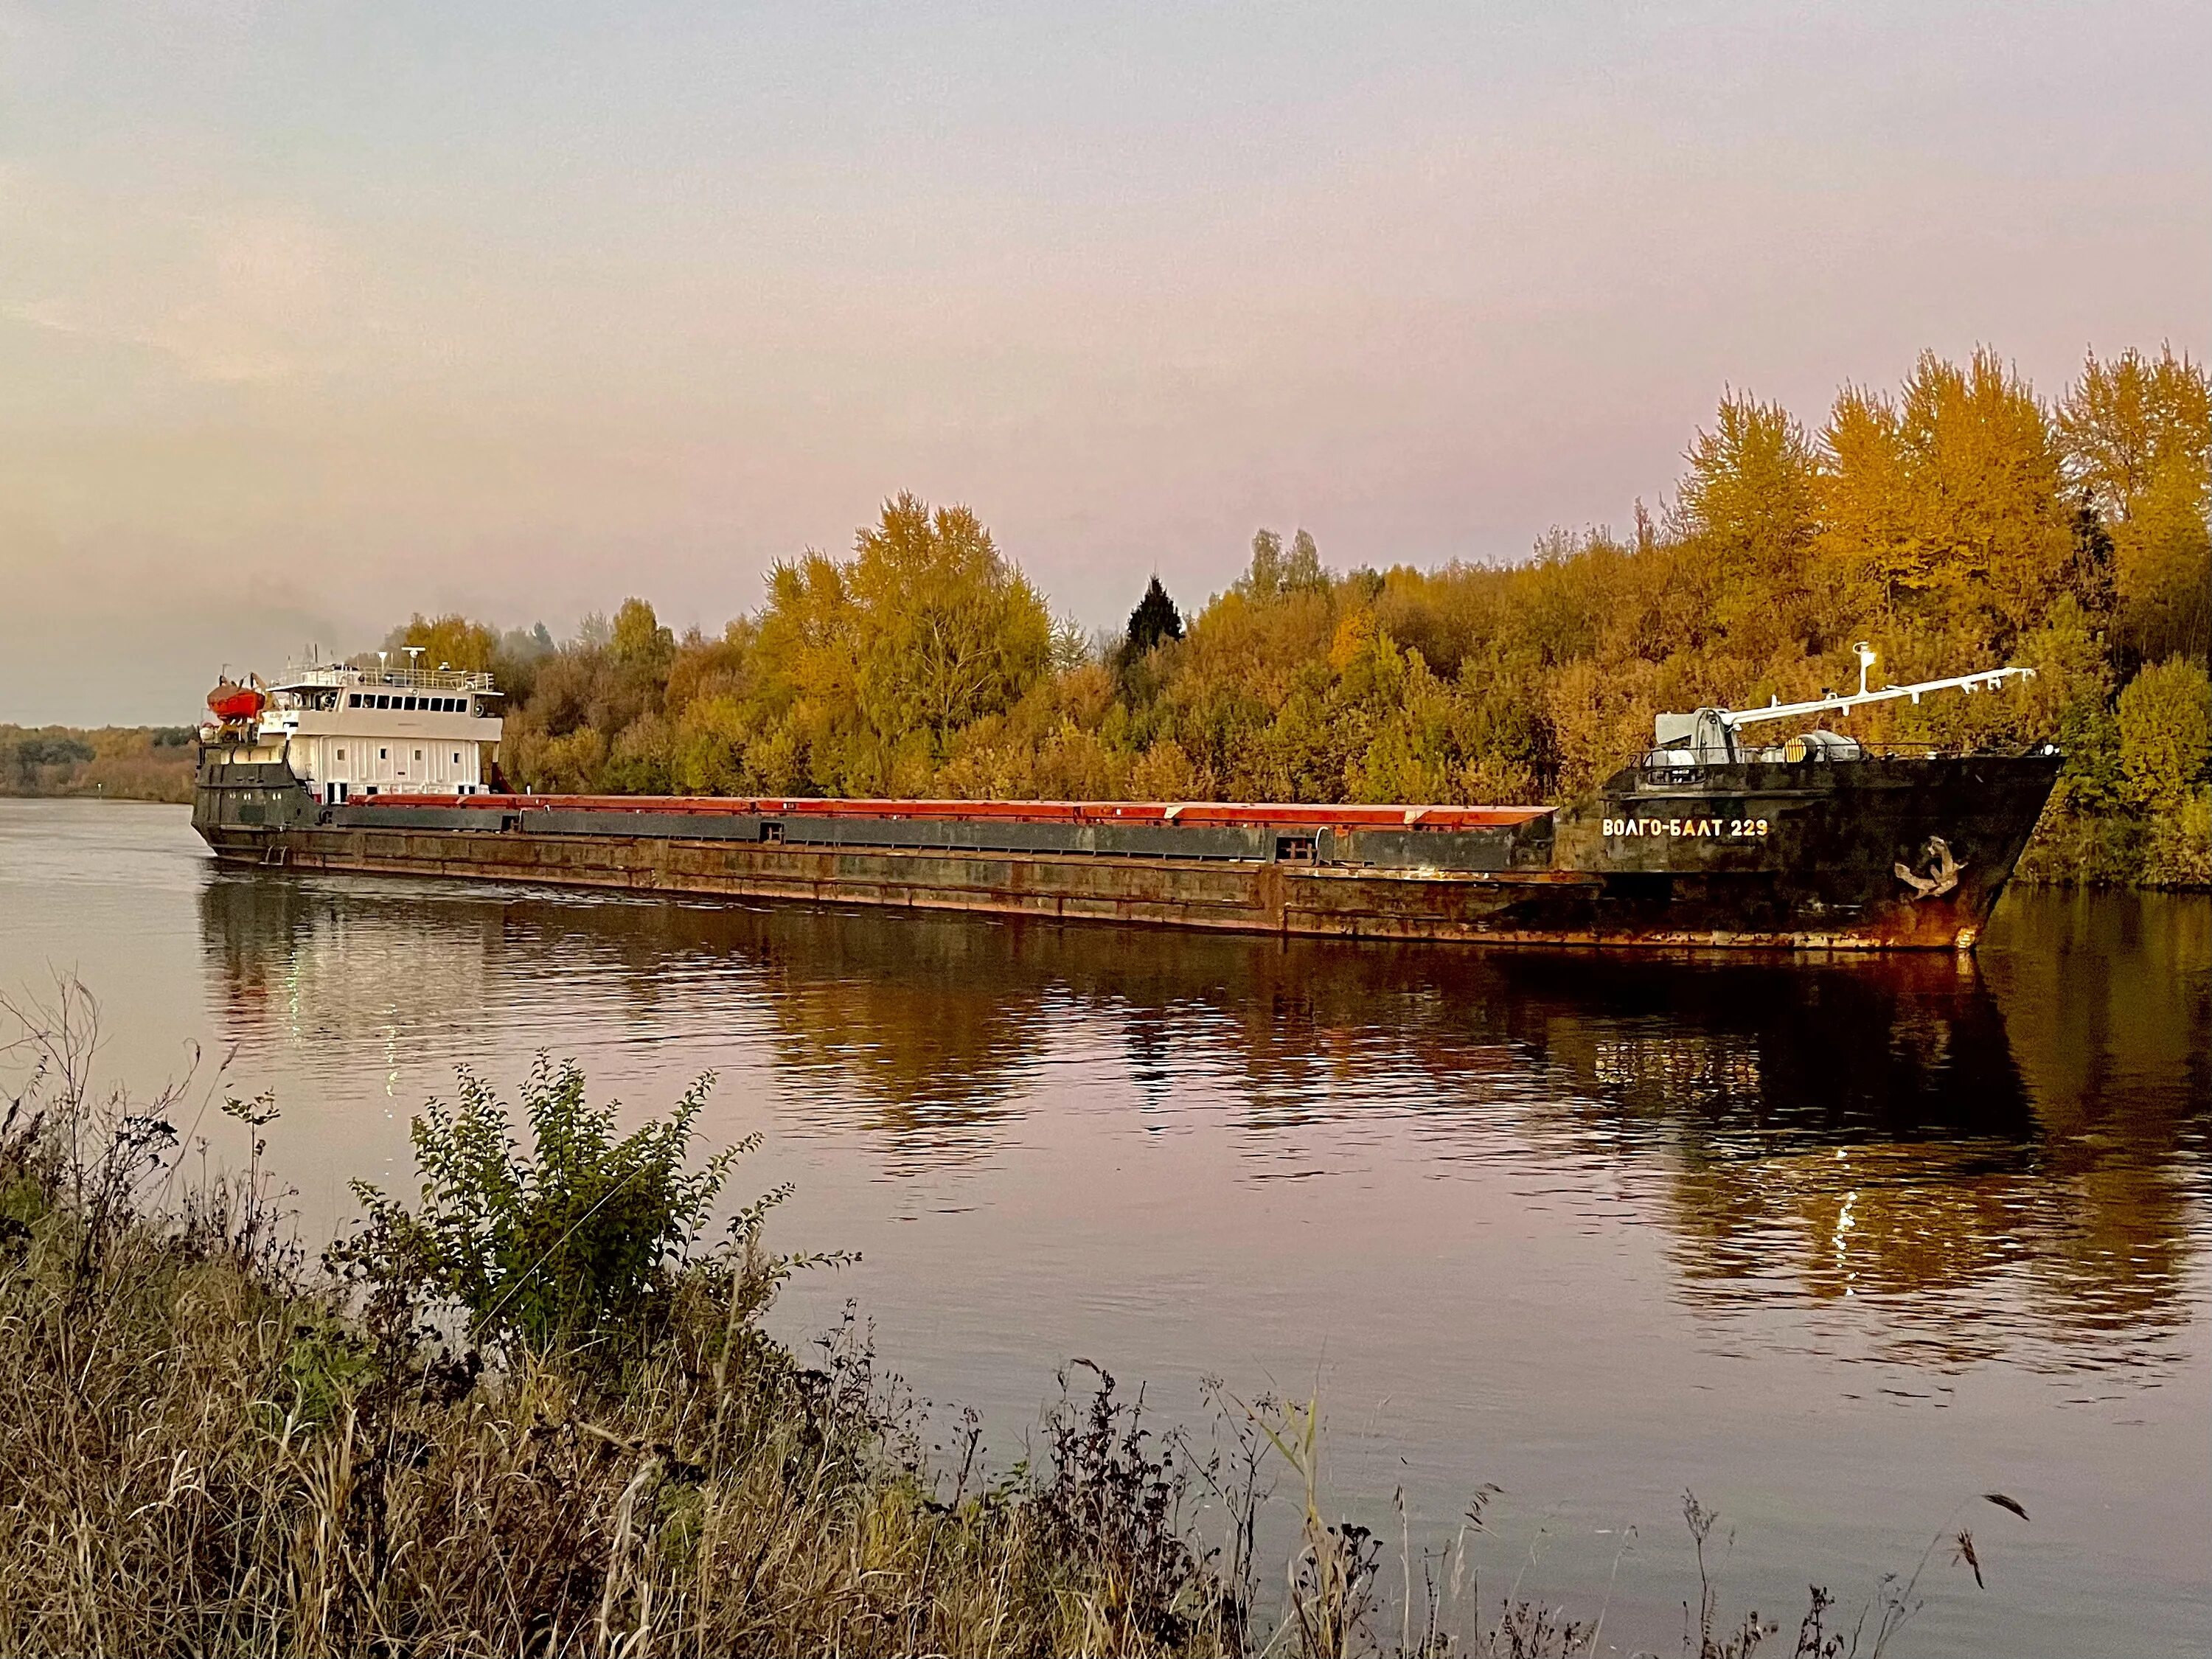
[206,678,266,722]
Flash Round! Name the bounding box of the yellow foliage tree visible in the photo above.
[2059,345,2212,664]
[390,613,500,674]
[2117,657,2212,815]
[1818,350,2073,645]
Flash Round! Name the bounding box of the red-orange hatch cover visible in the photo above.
[369,794,1550,831]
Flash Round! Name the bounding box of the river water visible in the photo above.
[2,799,2206,1655]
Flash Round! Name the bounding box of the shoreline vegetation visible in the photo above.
[9,344,2208,886]
[0,983,2013,1658]
[0,725,196,805]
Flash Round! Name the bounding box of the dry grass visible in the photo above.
[0,987,1242,1658]
[0,1203,1211,1656]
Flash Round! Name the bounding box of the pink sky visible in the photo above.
[3,2,2205,723]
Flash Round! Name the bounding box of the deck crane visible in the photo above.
[1653,644,2037,764]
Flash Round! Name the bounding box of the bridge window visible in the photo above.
[1276,835,1316,863]
[759,821,785,845]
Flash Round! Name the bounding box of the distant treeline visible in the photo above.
[0,726,197,804]
[364,344,2202,890]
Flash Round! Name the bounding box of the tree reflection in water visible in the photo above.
[199,875,2208,1370]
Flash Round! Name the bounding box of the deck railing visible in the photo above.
[274,665,498,693]
[1633,740,2058,782]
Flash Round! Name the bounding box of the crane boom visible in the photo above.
[1652,644,2037,762]
[1719,663,2035,731]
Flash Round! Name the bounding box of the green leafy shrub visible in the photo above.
[342,1056,747,1353]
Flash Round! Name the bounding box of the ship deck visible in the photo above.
[373,792,1554,831]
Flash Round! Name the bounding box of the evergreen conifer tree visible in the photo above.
[1125,575,1183,655]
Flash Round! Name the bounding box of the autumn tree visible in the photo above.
[387,613,500,674]
[706,495,1058,793]
[2113,655,2212,886]
[610,597,675,675]
[1235,529,1328,602]
[1674,393,1820,571]
[849,495,1052,748]
[2117,657,2212,815]
[1672,392,1826,660]
[1817,349,2076,650]
[2059,346,2212,667]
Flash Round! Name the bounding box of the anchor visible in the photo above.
[1894,835,1964,900]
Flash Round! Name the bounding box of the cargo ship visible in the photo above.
[191,646,2060,951]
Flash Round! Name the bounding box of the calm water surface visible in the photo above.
[3,799,2206,1655]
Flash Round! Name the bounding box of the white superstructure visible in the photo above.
[205,656,505,802]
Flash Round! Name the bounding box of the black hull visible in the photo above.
[191,753,2060,951]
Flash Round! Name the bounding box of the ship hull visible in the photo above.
[191,753,2060,950]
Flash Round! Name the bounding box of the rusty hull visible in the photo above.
[192,751,2061,950]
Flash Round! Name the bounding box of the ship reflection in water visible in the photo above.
[198,872,2208,1376]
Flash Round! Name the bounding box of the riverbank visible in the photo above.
[2013,787,2212,889]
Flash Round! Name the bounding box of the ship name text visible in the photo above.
[1601,816,1771,838]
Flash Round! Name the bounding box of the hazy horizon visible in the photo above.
[4,1,2207,726]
